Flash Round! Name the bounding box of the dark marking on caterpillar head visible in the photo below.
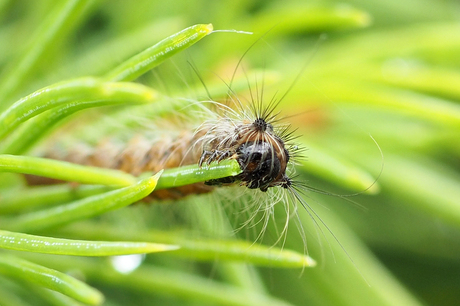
[253,117,271,132]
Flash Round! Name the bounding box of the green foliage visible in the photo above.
[0,0,459,305]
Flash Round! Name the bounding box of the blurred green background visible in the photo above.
[1,0,460,305]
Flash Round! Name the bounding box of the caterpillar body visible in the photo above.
[26,98,301,203]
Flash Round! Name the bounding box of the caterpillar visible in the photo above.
[25,93,301,203]
[23,71,316,253]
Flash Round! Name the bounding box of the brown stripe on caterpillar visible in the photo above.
[25,130,214,200]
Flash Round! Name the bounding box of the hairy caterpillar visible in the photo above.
[24,75,320,258]
[26,95,301,202]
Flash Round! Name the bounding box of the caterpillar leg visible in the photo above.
[199,150,233,166]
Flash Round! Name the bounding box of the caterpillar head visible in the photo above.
[200,116,295,192]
